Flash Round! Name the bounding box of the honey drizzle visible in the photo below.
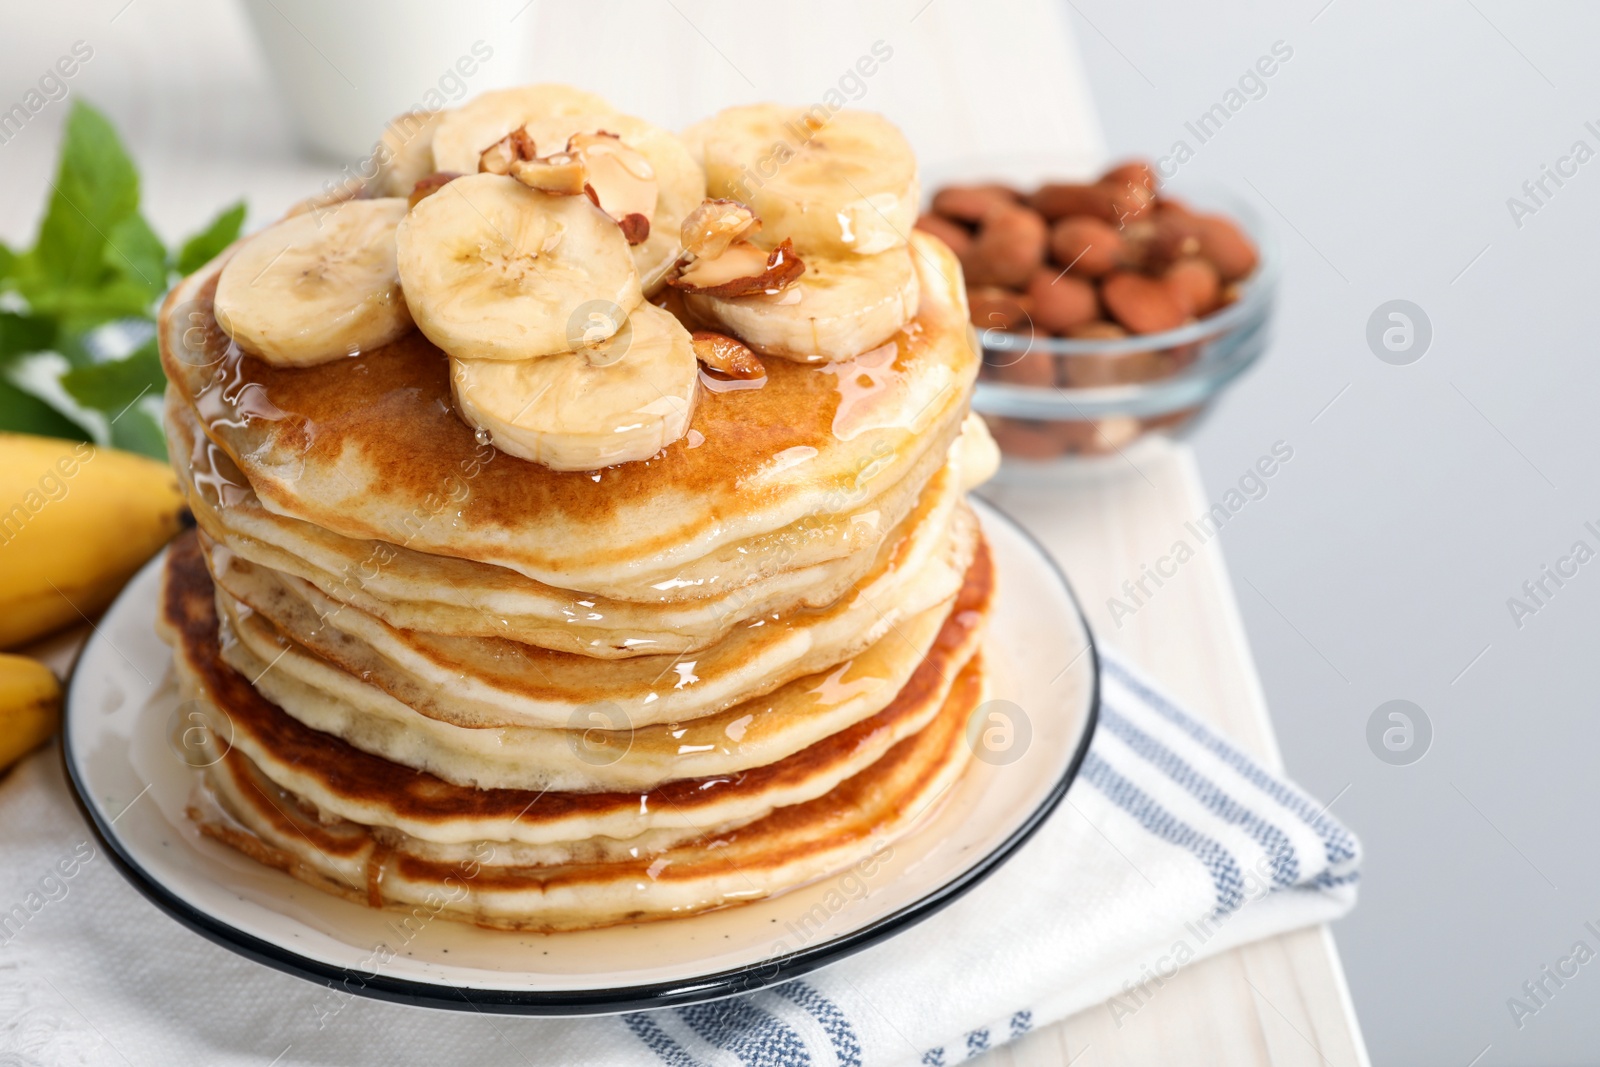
[365,845,392,908]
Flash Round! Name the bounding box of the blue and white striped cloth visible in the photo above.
[582,649,1361,1067]
[0,649,1358,1067]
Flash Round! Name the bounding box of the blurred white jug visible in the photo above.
[240,0,535,159]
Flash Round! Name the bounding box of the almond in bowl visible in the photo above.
[919,161,1275,469]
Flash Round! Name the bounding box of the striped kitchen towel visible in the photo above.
[0,648,1358,1067]
[600,650,1361,1067]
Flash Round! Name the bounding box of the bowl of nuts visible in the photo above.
[917,161,1277,471]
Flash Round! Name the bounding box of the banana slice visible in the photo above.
[213,198,413,367]
[451,302,698,471]
[395,173,643,361]
[956,412,1001,491]
[430,84,617,174]
[372,109,445,197]
[683,246,918,362]
[687,105,919,257]
[512,113,705,294]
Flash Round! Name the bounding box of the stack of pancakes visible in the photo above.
[156,152,996,934]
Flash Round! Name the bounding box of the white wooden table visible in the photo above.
[981,438,1369,1066]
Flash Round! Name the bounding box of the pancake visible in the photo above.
[156,89,1000,934]
[189,652,984,931]
[163,529,991,858]
[167,379,955,614]
[169,394,931,656]
[183,531,994,793]
[158,233,977,599]
[208,503,978,731]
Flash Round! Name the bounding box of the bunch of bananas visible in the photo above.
[0,432,184,774]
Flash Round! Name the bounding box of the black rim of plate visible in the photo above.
[60,499,1100,1016]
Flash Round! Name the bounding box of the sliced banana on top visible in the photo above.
[429,84,617,174]
[451,301,699,471]
[395,173,643,361]
[213,198,413,367]
[371,109,445,198]
[683,246,918,363]
[688,105,919,258]
[514,113,706,294]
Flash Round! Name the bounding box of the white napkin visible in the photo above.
[0,648,1358,1067]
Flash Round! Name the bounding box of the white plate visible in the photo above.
[62,498,1098,1015]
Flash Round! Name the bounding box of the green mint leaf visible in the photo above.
[59,335,165,410]
[5,352,103,440]
[0,374,91,441]
[107,400,166,459]
[176,200,246,276]
[49,281,157,346]
[106,211,167,301]
[0,98,231,456]
[0,312,56,365]
[27,101,140,297]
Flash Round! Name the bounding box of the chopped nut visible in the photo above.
[569,131,658,242]
[407,172,462,208]
[479,127,538,175]
[673,241,768,291]
[691,330,764,379]
[680,198,762,260]
[670,238,806,298]
[478,126,657,245]
[617,212,651,245]
[511,155,588,196]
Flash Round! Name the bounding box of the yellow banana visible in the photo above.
[0,653,61,771]
[0,433,184,649]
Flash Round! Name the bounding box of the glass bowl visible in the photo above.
[969,186,1278,476]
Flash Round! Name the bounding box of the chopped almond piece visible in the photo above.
[691,330,764,379]
[478,126,657,245]
[479,127,538,175]
[511,155,588,196]
[681,198,762,259]
[408,171,462,208]
[570,131,658,242]
[617,212,651,245]
[670,238,806,298]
